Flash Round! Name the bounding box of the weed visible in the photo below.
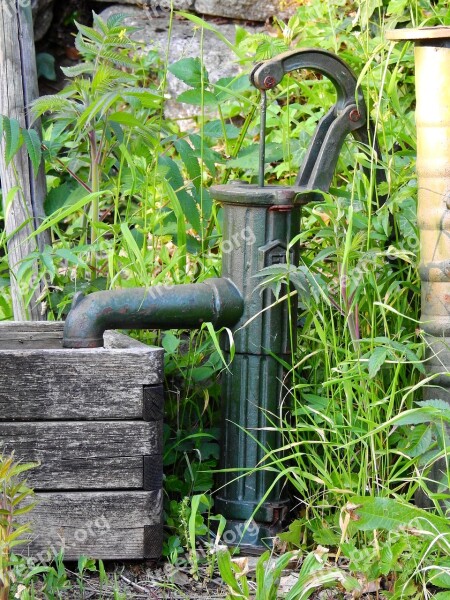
[0,453,36,600]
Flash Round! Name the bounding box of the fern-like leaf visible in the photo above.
[104,12,128,30]
[60,63,95,78]
[74,35,99,59]
[3,117,22,165]
[74,21,104,44]
[76,90,122,130]
[91,64,131,94]
[30,95,78,119]
[22,128,42,174]
[98,48,136,69]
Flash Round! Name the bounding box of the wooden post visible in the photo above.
[0,1,50,320]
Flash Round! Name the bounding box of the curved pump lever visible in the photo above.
[250,48,382,199]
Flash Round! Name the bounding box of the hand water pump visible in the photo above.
[63,48,378,551]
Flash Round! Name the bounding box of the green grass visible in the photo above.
[2,0,450,596]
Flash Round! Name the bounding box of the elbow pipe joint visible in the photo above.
[63,277,244,348]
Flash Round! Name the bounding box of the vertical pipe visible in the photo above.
[387,28,450,500]
[259,90,267,188]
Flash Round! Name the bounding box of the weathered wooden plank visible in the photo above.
[0,329,65,349]
[143,384,165,421]
[0,322,64,335]
[0,346,164,420]
[0,421,162,489]
[23,456,145,490]
[18,490,163,560]
[104,330,151,349]
[0,323,156,350]
[0,4,50,319]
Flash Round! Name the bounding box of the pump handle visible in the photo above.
[250,49,382,198]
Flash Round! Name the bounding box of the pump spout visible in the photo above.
[63,277,244,348]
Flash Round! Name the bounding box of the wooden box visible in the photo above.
[0,321,164,560]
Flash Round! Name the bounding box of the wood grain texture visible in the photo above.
[0,323,165,559]
[0,323,157,350]
[25,456,146,490]
[0,421,162,489]
[18,490,163,560]
[104,330,151,349]
[0,325,164,420]
[0,4,50,319]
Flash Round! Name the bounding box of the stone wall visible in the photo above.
[34,0,297,40]
[98,5,262,121]
[32,0,54,41]
[92,0,297,23]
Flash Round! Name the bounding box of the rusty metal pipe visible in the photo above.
[63,277,244,348]
[387,27,450,498]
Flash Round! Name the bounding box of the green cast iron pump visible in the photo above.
[63,48,378,550]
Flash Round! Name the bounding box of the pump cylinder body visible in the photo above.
[211,183,300,547]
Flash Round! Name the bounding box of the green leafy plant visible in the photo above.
[0,453,36,600]
[216,544,360,600]
[30,12,163,271]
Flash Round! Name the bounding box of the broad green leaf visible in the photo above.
[105,12,128,30]
[162,331,180,354]
[34,191,110,235]
[203,119,240,140]
[22,128,42,174]
[36,52,57,81]
[191,366,214,382]
[55,248,87,268]
[121,89,161,108]
[368,347,387,378]
[400,423,433,458]
[189,133,223,174]
[109,111,148,128]
[44,181,87,216]
[418,399,450,411]
[158,155,201,233]
[30,94,77,119]
[41,247,57,281]
[387,0,409,15]
[168,57,208,88]
[174,138,201,189]
[177,89,218,106]
[228,142,283,172]
[393,408,439,426]
[74,21,105,44]
[278,519,303,547]
[76,90,121,130]
[216,547,246,597]
[352,496,450,534]
[3,116,22,165]
[428,560,450,589]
